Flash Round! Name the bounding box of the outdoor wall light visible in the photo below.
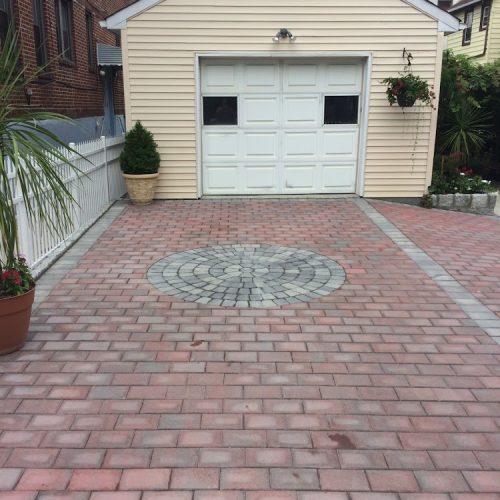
[272,28,296,42]
[24,86,33,106]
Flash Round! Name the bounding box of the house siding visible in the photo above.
[122,0,441,199]
[486,0,500,61]
[447,3,486,58]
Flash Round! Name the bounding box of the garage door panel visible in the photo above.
[283,165,316,191]
[243,132,278,160]
[283,96,321,127]
[283,132,317,159]
[325,64,362,93]
[202,131,238,160]
[323,130,359,159]
[241,96,279,127]
[244,165,279,192]
[284,63,320,92]
[202,64,238,93]
[243,63,280,92]
[204,165,239,192]
[323,164,356,192]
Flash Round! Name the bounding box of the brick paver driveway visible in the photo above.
[1,198,500,499]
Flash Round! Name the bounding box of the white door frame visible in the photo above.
[195,52,373,198]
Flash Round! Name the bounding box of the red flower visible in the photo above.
[1,270,22,285]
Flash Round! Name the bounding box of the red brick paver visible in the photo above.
[375,200,500,320]
[1,198,500,497]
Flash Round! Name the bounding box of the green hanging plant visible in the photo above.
[382,73,435,107]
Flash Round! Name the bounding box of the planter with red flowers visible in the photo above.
[1,29,83,354]
[0,259,35,354]
[382,73,435,108]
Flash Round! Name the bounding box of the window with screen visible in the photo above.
[0,0,11,46]
[203,97,238,125]
[324,96,359,125]
[32,0,47,66]
[86,10,95,69]
[480,1,491,30]
[463,9,473,45]
[56,0,74,62]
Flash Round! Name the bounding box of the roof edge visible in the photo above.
[101,0,461,32]
[402,0,462,31]
[448,0,482,13]
[100,0,162,29]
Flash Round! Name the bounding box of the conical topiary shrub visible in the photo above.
[119,121,161,204]
[120,121,160,175]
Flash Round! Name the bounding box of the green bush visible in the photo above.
[429,154,493,194]
[436,52,500,180]
[429,173,492,194]
[119,121,160,175]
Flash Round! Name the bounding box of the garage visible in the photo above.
[103,0,461,200]
[201,59,364,195]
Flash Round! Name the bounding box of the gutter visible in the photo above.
[448,0,482,14]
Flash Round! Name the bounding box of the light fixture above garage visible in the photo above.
[272,28,296,42]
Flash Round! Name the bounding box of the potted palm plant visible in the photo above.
[382,73,435,108]
[0,30,82,354]
[119,121,160,205]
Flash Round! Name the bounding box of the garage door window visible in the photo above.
[203,96,238,125]
[324,96,359,125]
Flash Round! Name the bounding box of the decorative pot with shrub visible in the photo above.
[0,29,82,354]
[0,259,35,354]
[119,122,161,205]
[382,73,434,108]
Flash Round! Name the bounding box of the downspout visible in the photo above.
[101,67,116,137]
[472,22,489,58]
[472,2,490,59]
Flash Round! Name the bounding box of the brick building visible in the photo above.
[2,0,136,141]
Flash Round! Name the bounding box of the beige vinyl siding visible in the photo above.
[487,0,500,61]
[447,3,487,59]
[123,0,441,199]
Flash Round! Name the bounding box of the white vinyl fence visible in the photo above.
[7,135,126,276]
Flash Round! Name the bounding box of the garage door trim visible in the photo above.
[195,52,373,197]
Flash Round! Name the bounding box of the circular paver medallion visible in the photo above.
[147,244,345,308]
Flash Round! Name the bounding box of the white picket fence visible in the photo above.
[8,135,126,276]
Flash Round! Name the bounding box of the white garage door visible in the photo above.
[201,59,363,195]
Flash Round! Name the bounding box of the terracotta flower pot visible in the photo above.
[122,172,159,205]
[0,287,35,355]
[397,93,417,108]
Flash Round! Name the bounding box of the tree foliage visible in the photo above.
[436,51,500,179]
[0,29,82,271]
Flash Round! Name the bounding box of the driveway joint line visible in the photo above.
[356,198,500,345]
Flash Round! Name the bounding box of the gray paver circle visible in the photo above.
[148,244,345,308]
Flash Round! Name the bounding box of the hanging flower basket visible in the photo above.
[396,93,417,108]
[382,74,434,108]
